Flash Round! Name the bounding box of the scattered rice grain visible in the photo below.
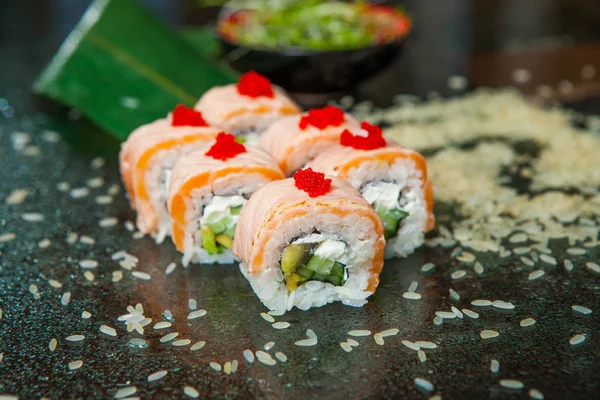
[165,262,176,274]
[480,330,499,339]
[374,333,384,345]
[132,271,151,280]
[490,359,500,373]
[340,342,353,352]
[147,370,168,382]
[520,318,536,327]
[188,310,207,320]
[260,313,275,323]
[414,378,434,392]
[417,350,427,362]
[462,309,479,319]
[380,328,399,337]
[190,341,206,351]
[499,379,524,389]
[402,292,422,300]
[585,262,600,273]
[571,305,592,315]
[528,270,545,280]
[348,330,371,337]
[243,349,254,363]
[451,270,467,280]
[99,217,118,228]
[114,386,137,399]
[68,360,83,370]
[569,334,586,345]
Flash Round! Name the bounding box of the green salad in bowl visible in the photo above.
[217,0,411,52]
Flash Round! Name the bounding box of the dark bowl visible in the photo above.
[218,37,407,95]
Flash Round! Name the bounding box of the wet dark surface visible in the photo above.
[1,1,600,399]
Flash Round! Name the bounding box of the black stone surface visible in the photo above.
[0,1,599,399]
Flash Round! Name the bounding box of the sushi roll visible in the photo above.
[194,71,301,144]
[168,133,285,266]
[309,121,434,258]
[233,168,386,312]
[120,105,221,241]
[259,105,360,176]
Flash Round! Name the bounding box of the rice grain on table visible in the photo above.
[346,338,359,347]
[38,239,51,248]
[340,342,353,352]
[474,262,484,275]
[0,233,16,243]
[209,362,222,372]
[528,270,545,280]
[295,338,318,347]
[408,281,418,292]
[500,379,524,389]
[100,325,117,337]
[374,333,384,345]
[539,254,557,265]
[231,360,239,373]
[509,233,528,243]
[433,316,443,326]
[132,271,151,280]
[98,217,118,228]
[66,232,79,244]
[224,361,232,375]
[451,306,464,319]
[480,330,499,339]
[82,311,91,319]
[112,271,123,282]
[414,378,434,392]
[69,188,90,199]
[21,212,44,222]
[585,262,600,273]
[449,288,460,301]
[114,386,137,399]
[402,292,422,300]
[243,349,254,363]
[261,312,275,323]
[66,334,85,342]
[29,284,38,294]
[79,235,95,245]
[95,195,113,205]
[520,318,536,327]
[183,386,200,399]
[380,328,399,337]
[160,333,179,343]
[188,310,207,320]
[49,338,57,352]
[119,260,136,270]
[154,322,172,330]
[462,309,479,319]
[79,259,98,269]
[306,329,317,339]
[60,292,71,306]
[569,334,586,345]
[68,360,83,370]
[272,322,290,330]
[492,300,515,310]
[401,340,420,351]
[84,271,95,281]
[435,311,457,319]
[490,359,500,373]
[572,305,592,315]
[417,350,427,362]
[567,247,586,256]
[513,247,530,255]
[275,352,287,362]
[147,370,168,382]
[91,157,105,169]
[415,341,438,349]
[521,257,535,267]
[86,177,104,188]
[190,341,206,351]
[451,270,467,280]
[264,342,275,351]
[420,263,435,272]
[529,388,545,399]
[348,330,371,337]
[5,188,30,205]
[165,262,176,274]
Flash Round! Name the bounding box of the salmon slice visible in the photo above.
[259,113,361,176]
[167,145,284,256]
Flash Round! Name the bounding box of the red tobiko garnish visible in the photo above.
[237,71,274,98]
[293,168,332,198]
[205,132,247,161]
[298,106,345,130]
[340,121,387,150]
[171,104,209,127]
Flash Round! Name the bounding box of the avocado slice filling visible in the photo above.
[360,181,409,239]
[281,239,347,291]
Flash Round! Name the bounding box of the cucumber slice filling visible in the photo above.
[280,237,348,291]
[361,181,409,239]
[198,195,247,254]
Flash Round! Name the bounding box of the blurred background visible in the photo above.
[1,0,600,118]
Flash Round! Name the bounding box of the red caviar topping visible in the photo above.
[293,168,332,198]
[298,106,345,130]
[237,71,274,98]
[171,104,209,127]
[205,132,247,161]
[340,121,387,150]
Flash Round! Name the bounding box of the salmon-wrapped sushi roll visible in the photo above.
[120,105,221,241]
[194,71,301,144]
[309,122,434,258]
[259,105,360,176]
[233,168,385,312]
[168,133,285,266]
